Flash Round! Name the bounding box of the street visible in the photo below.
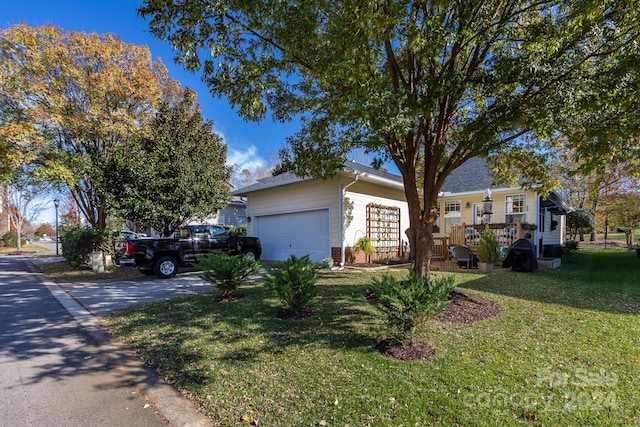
[0,255,171,426]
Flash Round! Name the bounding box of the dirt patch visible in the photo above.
[437,290,502,324]
[375,339,436,362]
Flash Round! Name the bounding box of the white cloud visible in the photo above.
[227,145,266,172]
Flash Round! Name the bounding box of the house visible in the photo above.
[436,157,569,257]
[231,158,569,264]
[190,197,248,228]
[231,161,409,264]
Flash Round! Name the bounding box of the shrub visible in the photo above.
[194,254,260,299]
[2,231,25,248]
[61,228,111,268]
[476,226,501,264]
[564,240,579,254]
[221,225,247,236]
[263,254,318,315]
[354,236,376,258]
[369,269,456,346]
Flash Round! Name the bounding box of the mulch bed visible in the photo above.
[376,290,502,361]
[375,339,436,362]
[437,290,503,324]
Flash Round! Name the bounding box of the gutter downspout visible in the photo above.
[339,173,359,267]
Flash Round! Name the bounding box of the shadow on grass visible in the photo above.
[459,249,640,314]
[106,274,381,387]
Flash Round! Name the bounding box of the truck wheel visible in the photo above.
[154,256,179,279]
[242,248,258,261]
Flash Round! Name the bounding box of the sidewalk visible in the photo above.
[12,255,214,427]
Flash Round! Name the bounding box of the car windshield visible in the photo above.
[209,226,229,237]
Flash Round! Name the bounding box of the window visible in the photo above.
[506,194,527,223]
[209,226,229,237]
[444,200,461,233]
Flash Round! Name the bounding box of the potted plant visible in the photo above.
[353,236,376,262]
[476,226,501,273]
[321,257,335,268]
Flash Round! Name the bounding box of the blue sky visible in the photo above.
[3,0,303,223]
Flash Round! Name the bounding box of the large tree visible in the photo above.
[139,0,640,276]
[0,24,181,229]
[105,89,232,237]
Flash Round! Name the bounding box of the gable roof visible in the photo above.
[440,157,495,194]
[230,161,403,196]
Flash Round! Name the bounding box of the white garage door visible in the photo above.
[255,209,330,262]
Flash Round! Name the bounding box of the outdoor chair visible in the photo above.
[452,245,476,270]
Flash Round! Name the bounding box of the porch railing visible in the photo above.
[450,223,531,248]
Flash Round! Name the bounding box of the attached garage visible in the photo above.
[255,209,330,262]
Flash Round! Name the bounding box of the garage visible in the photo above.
[255,209,330,262]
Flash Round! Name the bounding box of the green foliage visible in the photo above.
[353,237,375,257]
[221,224,247,236]
[565,240,579,252]
[476,226,501,264]
[2,231,25,248]
[194,254,260,299]
[138,0,640,277]
[567,209,595,239]
[263,254,318,314]
[61,228,112,268]
[1,24,180,229]
[369,269,456,346]
[104,89,231,237]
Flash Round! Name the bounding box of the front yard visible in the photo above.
[104,248,639,426]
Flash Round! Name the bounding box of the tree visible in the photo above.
[105,89,232,237]
[139,0,640,276]
[35,223,55,238]
[0,24,181,229]
[7,168,50,251]
[605,193,640,249]
[567,209,595,241]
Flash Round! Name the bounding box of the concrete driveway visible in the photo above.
[59,271,215,316]
[34,257,265,317]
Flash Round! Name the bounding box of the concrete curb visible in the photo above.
[25,259,213,427]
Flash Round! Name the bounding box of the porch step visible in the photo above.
[538,257,561,269]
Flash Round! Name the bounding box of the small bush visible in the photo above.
[354,237,375,256]
[564,240,579,253]
[263,254,318,315]
[221,225,247,236]
[61,228,111,268]
[476,226,501,264]
[2,231,25,248]
[195,254,260,299]
[369,269,456,346]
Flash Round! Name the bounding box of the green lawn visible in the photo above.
[104,248,640,426]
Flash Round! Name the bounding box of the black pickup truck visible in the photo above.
[113,224,261,278]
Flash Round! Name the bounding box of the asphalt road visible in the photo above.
[0,255,213,427]
[0,255,169,426]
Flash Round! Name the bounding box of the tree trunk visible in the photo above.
[396,160,438,278]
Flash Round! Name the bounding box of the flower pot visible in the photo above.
[478,262,493,273]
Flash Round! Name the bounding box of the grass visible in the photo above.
[0,243,51,254]
[101,249,639,426]
[37,257,143,282]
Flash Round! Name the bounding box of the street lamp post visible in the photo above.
[53,198,60,256]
